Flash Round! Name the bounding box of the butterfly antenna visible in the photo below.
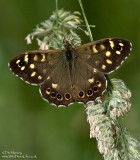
[78,0,93,41]
[55,0,58,21]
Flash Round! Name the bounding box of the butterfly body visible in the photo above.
[9,38,132,107]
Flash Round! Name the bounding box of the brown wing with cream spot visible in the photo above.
[9,50,62,85]
[76,38,132,73]
[71,58,107,104]
[39,58,75,106]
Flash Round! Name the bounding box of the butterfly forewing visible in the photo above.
[76,38,132,73]
[9,50,62,85]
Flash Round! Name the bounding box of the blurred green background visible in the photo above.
[0,0,140,159]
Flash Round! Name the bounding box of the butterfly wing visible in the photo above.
[9,50,62,85]
[69,58,107,104]
[40,57,75,106]
[76,38,132,73]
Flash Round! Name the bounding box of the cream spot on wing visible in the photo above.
[46,88,51,95]
[105,51,111,57]
[33,55,38,61]
[24,55,28,62]
[47,76,50,80]
[30,64,35,69]
[109,40,114,49]
[96,81,102,87]
[21,66,25,70]
[46,91,50,95]
[116,51,121,55]
[100,44,105,50]
[92,45,98,53]
[98,83,102,87]
[46,91,50,94]
[52,83,58,89]
[38,75,43,80]
[119,43,124,46]
[16,59,20,64]
[106,59,112,64]
[88,78,94,84]
[41,54,46,62]
[102,65,106,70]
[31,71,36,77]
[93,68,97,73]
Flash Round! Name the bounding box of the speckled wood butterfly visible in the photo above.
[9,38,132,107]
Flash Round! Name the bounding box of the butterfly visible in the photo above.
[9,38,132,107]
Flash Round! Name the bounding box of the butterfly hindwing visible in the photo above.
[40,57,75,106]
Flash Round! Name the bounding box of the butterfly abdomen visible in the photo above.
[65,49,73,61]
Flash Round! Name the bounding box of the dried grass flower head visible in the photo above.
[25,9,82,50]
